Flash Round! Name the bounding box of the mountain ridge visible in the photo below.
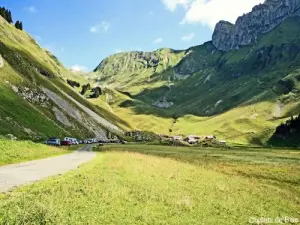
[212,0,300,51]
[0,12,127,140]
[86,0,300,144]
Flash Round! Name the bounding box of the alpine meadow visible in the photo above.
[0,0,300,224]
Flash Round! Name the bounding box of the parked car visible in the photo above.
[120,140,127,144]
[64,137,79,145]
[86,139,95,144]
[71,140,79,145]
[46,138,60,146]
[61,140,72,146]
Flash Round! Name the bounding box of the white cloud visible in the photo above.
[153,37,163,44]
[115,49,123,53]
[162,0,264,29]
[90,21,111,33]
[70,65,88,72]
[25,6,37,13]
[161,0,190,12]
[181,32,195,41]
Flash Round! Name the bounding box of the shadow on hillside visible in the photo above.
[117,49,300,120]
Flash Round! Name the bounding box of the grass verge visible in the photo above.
[0,140,73,166]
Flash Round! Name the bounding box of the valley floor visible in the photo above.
[0,144,299,224]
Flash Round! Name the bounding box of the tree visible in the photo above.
[15,20,23,30]
[273,113,300,138]
[0,7,13,23]
[90,87,102,98]
[67,79,80,88]
[5,10,12,23]
[15,21,19,29]
[80,83,91,95]
[19,21,23,30]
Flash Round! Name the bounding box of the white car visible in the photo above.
[71,140,79,145]
[64,137,79,145]
[86,139,93,144]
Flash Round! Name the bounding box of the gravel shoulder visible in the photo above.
[0,145,96,192]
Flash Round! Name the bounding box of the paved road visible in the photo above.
[0,145,96,193]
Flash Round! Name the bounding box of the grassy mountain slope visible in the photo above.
[0,15,128,140]
[92,48,186,94]
[88,17,300,144]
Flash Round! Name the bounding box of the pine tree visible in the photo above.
[19,21,23,30]
[0,7,5,19]
[0,7,13,23]
[14,20,23,30]
[15,20,19,29]
[7,10,12,23]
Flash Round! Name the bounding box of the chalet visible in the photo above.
[188,134,200,140]
[184,135,199,144]
[188,138,198,144]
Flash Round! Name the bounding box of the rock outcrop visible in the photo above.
[153,98,174,109]
[0,54,3,68]
[11,85,50,107]
[212,0,300,51]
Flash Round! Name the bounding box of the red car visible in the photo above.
[61,140,72,146]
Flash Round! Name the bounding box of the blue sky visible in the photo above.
[1,0,263,72]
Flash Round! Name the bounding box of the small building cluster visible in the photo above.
[125,130,159,142]
[161,134,227,146]
[124,130,227,147]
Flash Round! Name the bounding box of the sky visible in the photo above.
[1,0,263,72]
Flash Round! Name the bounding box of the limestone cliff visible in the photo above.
[212,0,300,51]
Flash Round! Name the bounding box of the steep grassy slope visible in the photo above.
[88,17,300,144]
[0,15,128,140]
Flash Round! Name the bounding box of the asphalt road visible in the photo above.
[0,145,96,192]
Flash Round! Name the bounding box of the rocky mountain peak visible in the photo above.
[212,0,300,51]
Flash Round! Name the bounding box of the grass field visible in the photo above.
[0,139,74,166]
[0,144,299,224]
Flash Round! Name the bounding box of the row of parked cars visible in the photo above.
[45,137,127,146]
[45,137,79,146]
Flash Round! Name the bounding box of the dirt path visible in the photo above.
[0,145,96,192]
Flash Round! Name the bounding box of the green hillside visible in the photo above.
[88,17,300,144]
[92,48,186,94]
[0,14,128,140]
